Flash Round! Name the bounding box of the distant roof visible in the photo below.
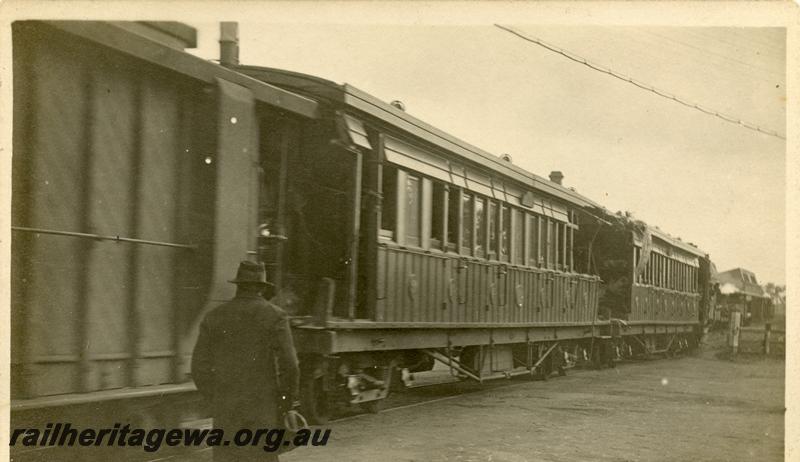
[649,225,707,258]
[717,268,766,298]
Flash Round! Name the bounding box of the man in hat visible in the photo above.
[192,261,300,461]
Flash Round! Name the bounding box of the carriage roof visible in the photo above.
[236,65,602,210]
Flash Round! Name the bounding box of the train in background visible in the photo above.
[710,267,774,327]
[11,20,717,437]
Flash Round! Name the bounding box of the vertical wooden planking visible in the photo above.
[471,261,478,324]
[477,261,485,324]
[581,279,587,322]
[457,259,466,323]
[470,262,478,323]
[376,247,386,321]
[429,255,436,323]
[542,273,549,323]
[135,74,183,387]
[20,36,90,396]
[435,255,441,323]
[404,251,410,322]
[86,58,142,391]
[530,270,537,323]
[416,253,424,322]
[533,271,540,323]
[422,254,429,323]
[449,258,456,323]
[525,271,532,323]
[431,256,438,323]
[385,248,396,322]
[539,271,545,324]
[403,251,410,322]
[524,271,529,324]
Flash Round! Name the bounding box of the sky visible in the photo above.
[188,23,786,285]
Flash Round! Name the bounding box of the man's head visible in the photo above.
[229,260,268,294]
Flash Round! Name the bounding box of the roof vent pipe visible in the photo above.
[219,22,239,66]
[549,171,564,185]
[390,100,406,111]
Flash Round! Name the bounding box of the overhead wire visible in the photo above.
[494,24,786,141]
[638,29,784,78]
[624,28,782,86]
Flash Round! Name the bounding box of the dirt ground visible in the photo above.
[156,332,784,462]
[284,336,783,462]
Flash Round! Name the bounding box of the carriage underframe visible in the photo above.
[293,321,699,422]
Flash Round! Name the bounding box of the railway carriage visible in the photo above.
[234,64,611,420]
[10,20,321,433]
[576,210,714,358]
[10,20,711,441]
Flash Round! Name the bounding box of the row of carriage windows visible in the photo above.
[634,246,698,293]
[381,165,576,272]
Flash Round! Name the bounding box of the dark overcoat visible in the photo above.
[191,294,299,460]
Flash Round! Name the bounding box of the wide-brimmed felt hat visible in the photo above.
[228,260,268,285]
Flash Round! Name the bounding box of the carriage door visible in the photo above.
[256,114,295,300]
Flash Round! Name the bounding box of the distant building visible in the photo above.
[716,268,773,325]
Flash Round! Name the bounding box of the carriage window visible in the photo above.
[673,259,678,290]
[431,182,445,248]
[474,196,486,258]
[527,214,539,266]
[654,255,659,286]
[513,209,524,265]
[651,254,656,286]
[669,258,674,289]
[447,187,459,250]
[405,174,421,246]
[461,193,473,254]
[568,211,577,272]
[551,220,559,269]
[654,254,660,287]
[684,264,689,291]
[687,264,691,292]
[564,226,575,271]
[656,254,662,287]
[488,201,498,259]
[544,218,552,268]
[669,258,677,289]
[380,165,397,238]
[500,205,510,262]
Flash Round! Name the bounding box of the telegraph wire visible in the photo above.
[639,29,783,78]
[494,24,786,141]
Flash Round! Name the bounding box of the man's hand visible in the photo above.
[283,410,308,432]
[279,394,301,415]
